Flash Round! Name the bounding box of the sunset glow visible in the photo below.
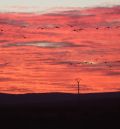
[0,5,120,94]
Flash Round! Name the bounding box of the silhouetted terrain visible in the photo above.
[0,92,120,129]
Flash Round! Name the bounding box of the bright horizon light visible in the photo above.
[0,0,120,12]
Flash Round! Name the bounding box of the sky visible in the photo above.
[0,0,120,12]
[0,1,120,94]
[0,5,120,93]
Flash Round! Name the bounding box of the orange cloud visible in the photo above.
[0,6,120,94]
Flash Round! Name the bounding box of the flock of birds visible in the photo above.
[1,24,120,33]
[0,22,119,70]
[36,24,119,32]
[0,24,120,39]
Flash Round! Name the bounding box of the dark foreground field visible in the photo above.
[0,92,120,129]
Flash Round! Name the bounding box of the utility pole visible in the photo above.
[77,80,80,95]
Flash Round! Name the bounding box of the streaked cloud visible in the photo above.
[3,41,83,48]
[106,71,120,76]
[0,6,119,94]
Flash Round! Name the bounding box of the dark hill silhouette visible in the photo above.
[0,92,120,129]
[0,92,120,104]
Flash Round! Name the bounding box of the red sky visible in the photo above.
[0,6,120,94]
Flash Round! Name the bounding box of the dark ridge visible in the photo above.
[0,92,119,129]
[0,91,119,104]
